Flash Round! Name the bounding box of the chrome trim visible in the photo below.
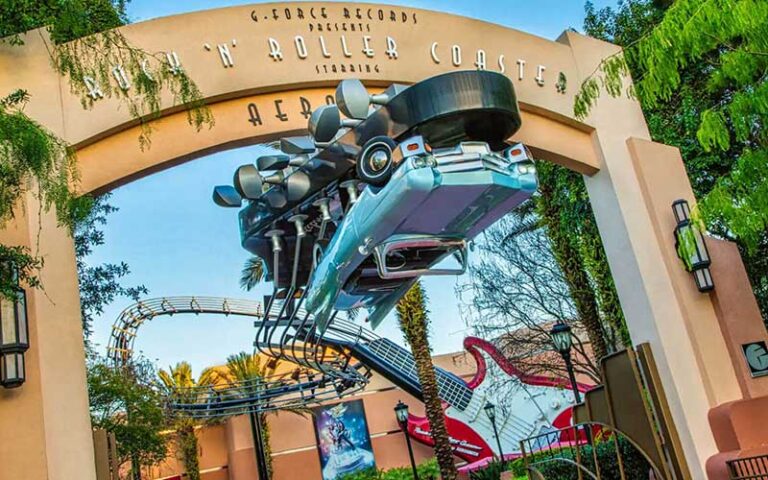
[436,156,511,175]
[372,236,468,279]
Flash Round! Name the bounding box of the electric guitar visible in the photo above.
[343,335,584,464]
[258,302,586,465]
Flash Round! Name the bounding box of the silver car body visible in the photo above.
[305,140,538,331]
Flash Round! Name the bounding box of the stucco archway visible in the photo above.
[0,4,749,479]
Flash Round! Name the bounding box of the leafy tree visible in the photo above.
[158,362,216,480]
[0,0,212,145]
[0,0,211,300]
[460,212,601,384]
[88,354,167,479]
[75,193,148,339]
[396,282,458,480]
[462,164,628,384]
[580,0,768,324]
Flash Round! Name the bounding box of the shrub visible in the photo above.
[469,460,507,480]
[508,437,652,480]
[338,458,440,480]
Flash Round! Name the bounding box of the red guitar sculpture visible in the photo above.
[352,336,591,468]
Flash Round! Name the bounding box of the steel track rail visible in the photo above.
[106,295,372,418]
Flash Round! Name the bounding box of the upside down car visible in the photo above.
[305,136,537,331]
[214,70,538,333]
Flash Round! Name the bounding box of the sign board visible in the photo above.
[742,341,768,378]
[312,400,376,480]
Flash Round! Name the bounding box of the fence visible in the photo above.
[728,455,768,480]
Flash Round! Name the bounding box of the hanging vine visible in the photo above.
[0,1,213,298]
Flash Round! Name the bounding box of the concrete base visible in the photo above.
[707,396,768,479]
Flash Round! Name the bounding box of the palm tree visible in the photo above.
[207,352,307,480]
[240,256,265,291]
[158,362,215,480]
[396,281,458,480]
[535,163,609,361]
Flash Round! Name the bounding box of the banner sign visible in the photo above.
[313,400,377,480]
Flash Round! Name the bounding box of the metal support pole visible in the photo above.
[563,351,582,404]
[563,352,593,448]
[250,412,270,480]
[491,417,505,467]
[402,425,419,480]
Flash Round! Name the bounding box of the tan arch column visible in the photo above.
[0,193,97,480]
[559,31,742,478]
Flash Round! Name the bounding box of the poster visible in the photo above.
[313,400,377,480]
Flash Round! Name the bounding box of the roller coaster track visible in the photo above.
[108,296,265,366]
[107,296,372,418]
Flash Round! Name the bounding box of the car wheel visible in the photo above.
[356,136,396,186]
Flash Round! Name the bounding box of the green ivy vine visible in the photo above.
[0,1,213,299]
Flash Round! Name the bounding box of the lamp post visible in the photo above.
[550,321,581,404]
[484,402,505,466]
[550,321,595,447]
[394,400,419,480]
[0,262,29,388]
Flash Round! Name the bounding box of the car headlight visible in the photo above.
[516,162,536,175]
[412,156,437,168]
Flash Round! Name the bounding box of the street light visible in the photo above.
[394,400,419,480]
[549,321,580,404]
[672,199,714,292]
[0,262,29,388]
[550,321,594,447]
[484,402,505,466]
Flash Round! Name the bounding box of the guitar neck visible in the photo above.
[357,338,473,411]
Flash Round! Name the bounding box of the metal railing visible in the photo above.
[107,296,265,366]
[520,423,658,480]
[106,295,373,418]
[728,455,768,480]
[521,424,600,480]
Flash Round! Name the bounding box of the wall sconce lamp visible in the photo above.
[672,199,714,293]
[0,262,29,388]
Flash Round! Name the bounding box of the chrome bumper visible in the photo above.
[372,235,468,280]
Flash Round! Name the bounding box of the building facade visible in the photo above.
[147,351,480,480]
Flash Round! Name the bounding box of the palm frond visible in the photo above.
[198,366,226,387]
[240,256,265,291]
[224,351,268,382]
[158,361,197,391]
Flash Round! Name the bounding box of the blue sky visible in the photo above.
[88,0,618,373]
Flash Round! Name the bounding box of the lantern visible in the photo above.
[394,400,409,426]
[0,352,25,388]
[672,199,714,292]
[0,262,29,388]
[484,401,496,422]
[0,288,28,354]
[550,321,573,356]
